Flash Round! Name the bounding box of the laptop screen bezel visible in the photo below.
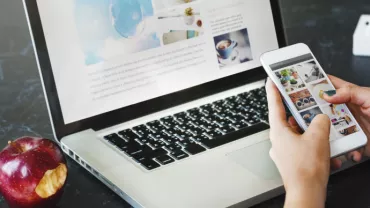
[24,0,287,141]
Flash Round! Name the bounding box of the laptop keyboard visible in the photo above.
[104,87,270,170]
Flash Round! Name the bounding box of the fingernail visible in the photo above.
[351,155,357,163]
[325,90,336,96]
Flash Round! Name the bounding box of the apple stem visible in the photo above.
[8,141,24,153]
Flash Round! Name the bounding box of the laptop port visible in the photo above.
[92,169,99,176]
[68,149,74,157]
[75,154,80,162]
[85,164,91,171]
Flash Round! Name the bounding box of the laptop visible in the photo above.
[23,0,287,207]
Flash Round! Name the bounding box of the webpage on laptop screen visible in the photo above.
[36,0,279,124]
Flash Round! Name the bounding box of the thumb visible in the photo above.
[324,85,370,108]
[305,114,331,142]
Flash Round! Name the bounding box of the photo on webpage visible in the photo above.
[307,79,335,105]
[152,0,198,11]
[295,60,324,83]
[213,28,253,69]
[289,89,317,111]
[321,104,355,130]
[75,0,162,66]
[300,107,322,126]
[338,125,360,138]
[157,5,204,46]
[275,67,306,93]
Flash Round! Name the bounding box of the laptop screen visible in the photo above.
[36,0,279,124]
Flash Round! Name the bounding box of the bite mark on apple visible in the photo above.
[35,163,67,198]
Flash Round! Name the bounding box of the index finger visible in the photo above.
[328,75,357,88]
[265,78,290,133]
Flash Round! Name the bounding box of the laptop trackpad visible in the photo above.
[226,140,280,180]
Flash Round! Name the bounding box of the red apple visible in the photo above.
[0,137,68,208]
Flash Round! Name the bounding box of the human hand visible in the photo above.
[324,75,370,168]
[266,79,331,208]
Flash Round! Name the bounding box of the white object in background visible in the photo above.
[353,15,370,56]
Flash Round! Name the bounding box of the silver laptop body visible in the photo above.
[23,0,288,207]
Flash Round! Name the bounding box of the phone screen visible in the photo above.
[269,53,361,141]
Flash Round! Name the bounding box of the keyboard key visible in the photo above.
[171,150,189,160]
[132,154,147,163]
[181,123,203,135]
[200,104,217,115]
[137,137,150,144]
[187,108,202,119]
[200,122,219,132]
[151,132,171,141]
[213,100,224,105]
[233,120,250,129]
[192,119,210,128]
[184,143,206,155]
[125,142,143,155]
[238,92,252,100]
[218,125,237,134]
[175,133,191,141]
[261,103,268,111]
[227,114,244,124]
[177,138,196,147]
[148,140,162,149]
[200,103,212,110]
[149,148,168,159]
[104,134,127,147]
[141,159,160,170]
[201,123,269,149]
[223,100,236,109]
[174,125,185,132]
[236,105,251,114]
[225,96,238,103]
[261,112,269,122]
[174,112,188,123]
[165,144,183,152]
[163,129,184,140]
[132,152,147,163]
[116,144,130,152]
[117,130,139,142]
[206,129,224,138]
[130,145,153,156]
[213,103,226,112]
[247,118,259,125]
[235,98,247,106]
[156,155,175,165]
[133,125,153,137]
[160,116,176,128]
[104,133,118,140]
[193,134,211,143]
[214,119,227,127]
[217,112,228,119]
[130,145,157,162]
[147,120,167,132]
[256,87,266,96]
[164,137,177,145]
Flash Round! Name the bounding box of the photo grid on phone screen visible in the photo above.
[274,59,360,141]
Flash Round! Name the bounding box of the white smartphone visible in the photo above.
[260,43,367,157]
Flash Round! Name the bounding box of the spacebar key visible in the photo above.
[201,123,270,149]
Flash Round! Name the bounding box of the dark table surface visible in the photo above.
[1,0,370,207]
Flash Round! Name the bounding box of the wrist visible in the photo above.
[285,182,327,208]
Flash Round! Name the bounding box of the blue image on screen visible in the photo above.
[75,0,160,66]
